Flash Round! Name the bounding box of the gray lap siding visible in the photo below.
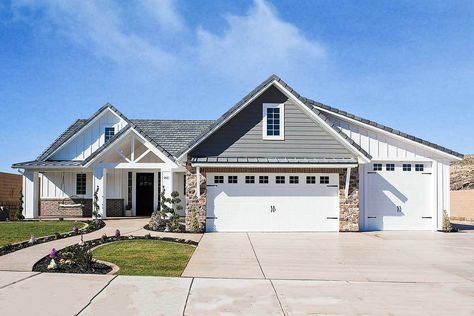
[189,86,354,159]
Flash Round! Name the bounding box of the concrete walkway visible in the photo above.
[0,271,473,315]
[0,218,202,271]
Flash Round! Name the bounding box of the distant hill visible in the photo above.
[451,155,474,190]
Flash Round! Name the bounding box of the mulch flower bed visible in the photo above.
[0,219,106,256]
[33,233,198,275]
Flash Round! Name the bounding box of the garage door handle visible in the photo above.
[206,216,217,219]
[368,216,376,219]
[326,217,338,219]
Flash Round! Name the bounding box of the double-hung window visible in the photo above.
[76,174,86,195]
[262,103,284,140]
[105,127,115,142]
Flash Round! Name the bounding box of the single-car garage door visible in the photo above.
[365,162,434,231]
[206,173,339,232]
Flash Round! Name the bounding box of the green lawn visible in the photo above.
[0,221,87,247]
[92,240,196,276]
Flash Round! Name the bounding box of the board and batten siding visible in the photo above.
[50,110,127,161]
[190,86,354,159]
[327,113,453,230]
[40,170,125,200]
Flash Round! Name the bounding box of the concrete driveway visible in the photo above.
[1,231,473,315]
[183,231,474,283]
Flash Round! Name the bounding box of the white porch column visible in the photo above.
[93,167,107,219]
[23,170,39,219]
[161,169,174,207]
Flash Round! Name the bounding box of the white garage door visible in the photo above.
[365,162,434,231]
[206,173,339,232]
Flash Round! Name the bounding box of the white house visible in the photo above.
[13,75,462,232]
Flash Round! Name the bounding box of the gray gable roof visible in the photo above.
[131,120,215,157]
[37,103,130,161]
[303,98,464,159]
[36,119,87,161]
[177,75,372,160]
[178,74,462,160]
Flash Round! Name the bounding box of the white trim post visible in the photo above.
[162,169,173,202]
[23,170,39,219]
[93,167,107,219]
[345,167,352,199]
[196,167,201,198]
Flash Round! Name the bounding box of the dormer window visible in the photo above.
[262,103,284,140]
[105,127,115,142]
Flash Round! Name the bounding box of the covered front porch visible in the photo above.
[20,128,186,219]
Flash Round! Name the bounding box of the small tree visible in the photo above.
[16,190,24,220]
[160,187,183,231]
[92,186,102,219]
[442,209,453,232]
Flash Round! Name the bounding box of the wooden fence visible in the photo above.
[450,190,474,221]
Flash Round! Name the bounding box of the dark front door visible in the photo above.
[136,173,154,216]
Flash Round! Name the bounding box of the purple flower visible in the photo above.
[49,248,57,258]
[95,219,104,227]
[115,229,121,238]
[72,226,79,234]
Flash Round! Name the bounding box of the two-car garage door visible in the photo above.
[206,173,339,232]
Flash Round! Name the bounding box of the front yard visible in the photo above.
[0,220,86,247]
[92,239,195,276]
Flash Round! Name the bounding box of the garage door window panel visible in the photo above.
[214,176,224,184]
[373,164,382,171]
[245,176,255,184]
[228,176,238,184]
[403,164,411,171]
[415,164,424,172]
[306,176,316,184]
[386,164,395,171]
[259,176,269,184]
[320,176,329,184]
[276,176,285,184]
[289,176,299,184]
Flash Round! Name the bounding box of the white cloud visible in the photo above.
[10,0,177,69]
[195,0,326,79]
[8,0,326,80]
[141,0,185,33]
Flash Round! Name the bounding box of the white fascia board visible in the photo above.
[83,128,178,169]
[191,163,358,169]
[44,107,128,161]
[15,166,84,171]
[315,106,462,162]
[272,81,371,163]
[176,81,275,161]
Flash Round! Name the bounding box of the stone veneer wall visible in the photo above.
[338,167,360,232]
[184,165,360,232]
[106,199,124,217]
[185,163,207,232]
[40,198,92,217]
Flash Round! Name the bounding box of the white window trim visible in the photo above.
[262,103,285,140]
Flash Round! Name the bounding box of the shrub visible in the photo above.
[101,234,108,242]
[442,210,458,232]
[115,229,121,238]
[72,245,94,271]
[54,232,61,239]
[72,226,79,234]
[16,191,24,220]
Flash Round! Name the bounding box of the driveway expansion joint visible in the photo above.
[182,277,194,316]
[75,274,118,316]
[246,233,266,279]
[0,272,42,289]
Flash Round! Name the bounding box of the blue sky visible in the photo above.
[0,0,473,172]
